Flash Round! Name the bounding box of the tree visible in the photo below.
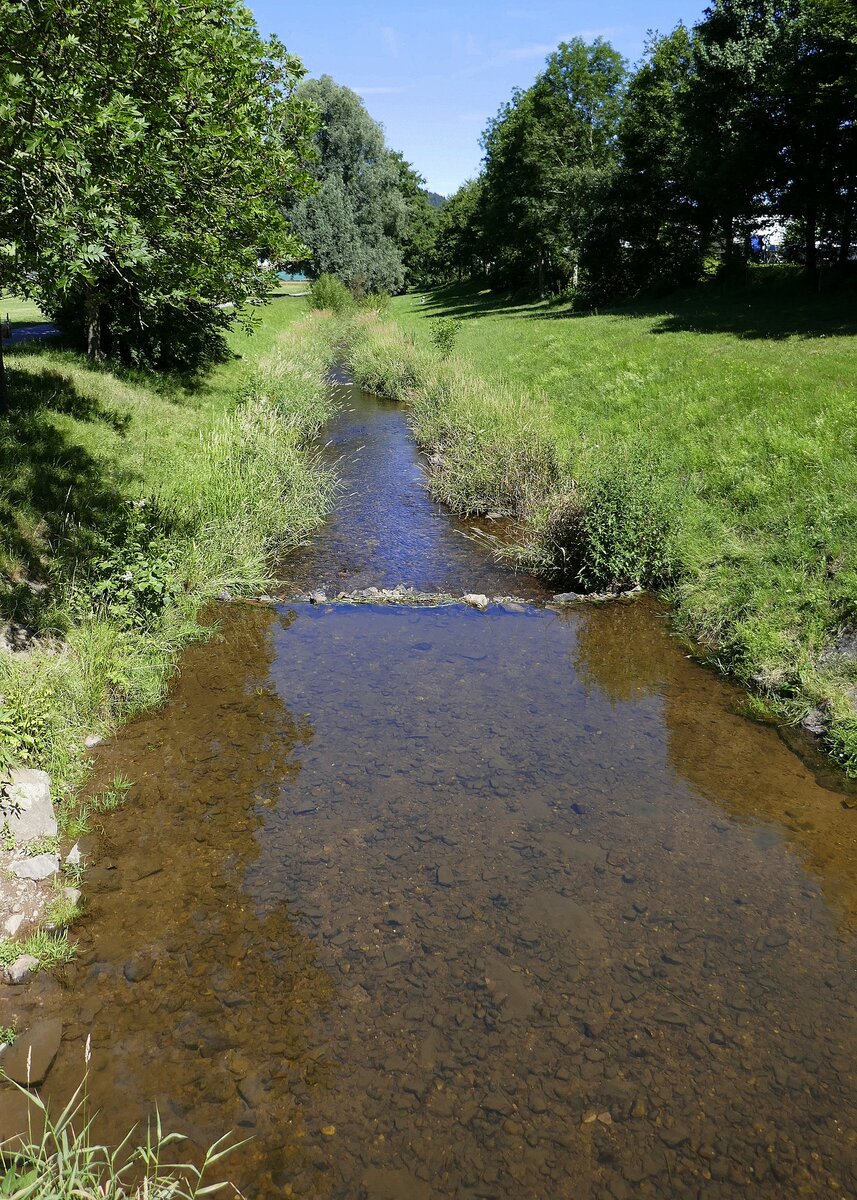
[434,180,485,282]
[611,25,705,293]
[686,0,784,274]
[287,76,409,295]
[388,151,440,288]
[0,0,316,369]
[772,0,857,276]
[479,38,627,292]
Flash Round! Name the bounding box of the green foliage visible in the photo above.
[0,0,317,370]
[0,1021,16,1048]
[550,448,682,591]
[429,317,462,358]
[0,928,76,970]
[0,686,56,773]
[0,1075,237,1199]
[288,77,409,295]
[309,274,354,313]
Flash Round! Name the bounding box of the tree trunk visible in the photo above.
[805,202,818,285]
[85,285,102,361]
[839,180,854,268]
[0,331,6,411]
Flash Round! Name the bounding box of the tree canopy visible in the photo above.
[0,0,316,367]
[433,1,857,300]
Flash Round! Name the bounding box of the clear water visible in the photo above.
[11,383,857,1200]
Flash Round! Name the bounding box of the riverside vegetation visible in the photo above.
[0,295,337,821]
[329,270,857,776]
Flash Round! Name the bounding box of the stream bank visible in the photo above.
[3,372,857,1199]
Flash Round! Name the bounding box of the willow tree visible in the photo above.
[0,0,316,368]
[286,76,410,295]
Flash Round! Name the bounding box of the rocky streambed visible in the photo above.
[2,378,857,1200]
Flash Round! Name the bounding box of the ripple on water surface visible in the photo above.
[19,598,857,1200]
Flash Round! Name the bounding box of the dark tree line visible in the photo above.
[432,0,857,300]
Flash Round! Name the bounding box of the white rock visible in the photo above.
[2,768,57,843]
[10,853,60,881]
[84,733,102,749]
[4,954,38,985]
[63,887,82,907]
[65,843,82,867]
[463,593,489,611]
[4,914,25,938]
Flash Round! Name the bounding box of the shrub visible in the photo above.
[429,316,462,358]
[542,446,683,591]
[308,274,353,314]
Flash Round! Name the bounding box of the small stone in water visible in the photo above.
[321,1125,336,1137]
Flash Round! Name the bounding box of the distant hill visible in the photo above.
[427,191,446,209]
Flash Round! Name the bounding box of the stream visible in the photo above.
[10,377,857,1199]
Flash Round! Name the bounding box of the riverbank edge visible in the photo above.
[0,313,341,981]
[334,311,856,779]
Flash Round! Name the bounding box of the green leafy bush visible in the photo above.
[541,447,683,591]
[429,316,462,358]
[309,274,353,313]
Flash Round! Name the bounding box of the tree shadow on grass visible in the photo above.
[0,364,142,626]
[416,277,857,341]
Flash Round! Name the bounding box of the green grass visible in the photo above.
[0,294,48,328]
[0,928,77,970]
[0,1075,237,1198]
[344,269,857,772]
[0,295,338,803]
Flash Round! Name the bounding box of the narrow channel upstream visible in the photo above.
[16,378,857,1198]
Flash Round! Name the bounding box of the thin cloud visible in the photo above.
[354,85,407,95]
[381,25,400,57]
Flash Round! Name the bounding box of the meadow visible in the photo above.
[346,269,857,772]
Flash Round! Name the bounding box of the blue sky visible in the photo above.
[249,1,701,196]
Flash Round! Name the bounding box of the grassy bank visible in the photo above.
[343,272,857,773]
[0,296,337,805]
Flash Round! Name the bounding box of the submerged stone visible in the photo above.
[1,1019,62,1085]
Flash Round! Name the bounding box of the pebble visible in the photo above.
[435,865,454,887]
[123,957,153,983]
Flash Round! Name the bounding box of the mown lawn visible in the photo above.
[388,270,857,769]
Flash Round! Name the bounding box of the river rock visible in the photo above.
[2,769,56,844]
[84,733,103,749]
[0,1089,47,1151]
[463,593,489,610]
[10,853,59,881]
[65,843,82,867]
[4,954,39,985]
[1,1019,62,1085]
[4,914,25,938]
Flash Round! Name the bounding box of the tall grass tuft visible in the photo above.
[0,1069,238,1198]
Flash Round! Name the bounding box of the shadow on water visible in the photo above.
[10,379,857,1200]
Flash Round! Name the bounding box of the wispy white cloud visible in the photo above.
[503,41,557,61]
[381,25,400,57]
[354,85,407,95]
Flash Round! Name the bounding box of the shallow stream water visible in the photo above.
[9,380,857,1199]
